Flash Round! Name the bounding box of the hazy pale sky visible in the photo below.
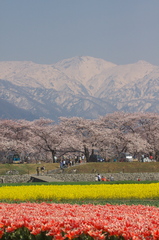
[1,0,159,66]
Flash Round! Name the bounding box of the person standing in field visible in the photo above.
[41,166,45,175]
[97,173,101,181]
[36,167,40,176]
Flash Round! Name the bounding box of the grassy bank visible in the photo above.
[64,162,159,173]
[0,162,159,175]
[0,163,59,175]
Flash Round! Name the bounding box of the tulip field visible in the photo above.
[1,182,159,239]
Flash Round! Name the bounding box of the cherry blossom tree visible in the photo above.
[59,117,105,161]
[1,111,159,163]
[29,118,84,162]
[0,119,34,162]
[96,112,154,159]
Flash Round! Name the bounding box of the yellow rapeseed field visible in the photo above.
[0,183,159,201]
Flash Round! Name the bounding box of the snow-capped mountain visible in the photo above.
[0,56,159,121]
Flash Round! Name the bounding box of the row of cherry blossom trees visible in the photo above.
[0,112,159,163]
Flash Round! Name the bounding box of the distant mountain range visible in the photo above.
[0,56,159,121]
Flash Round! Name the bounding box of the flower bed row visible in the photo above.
[1,183,159,201]
[0,203,159,240]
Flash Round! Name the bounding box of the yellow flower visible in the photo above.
[0,183,159,201]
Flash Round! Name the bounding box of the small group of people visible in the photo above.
[95,174,114,182]
[74,154,85,164]
[36,166,45,176]
[60,154,85,169]
[60,159,75,169]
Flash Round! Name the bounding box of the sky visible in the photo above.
[1,0,159,66]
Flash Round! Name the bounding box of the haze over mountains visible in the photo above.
[0,56,159,121]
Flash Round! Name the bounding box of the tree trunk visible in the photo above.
[84,146,90,162]
[51,150,56,163]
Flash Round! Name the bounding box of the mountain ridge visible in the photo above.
[0,56,159,121]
